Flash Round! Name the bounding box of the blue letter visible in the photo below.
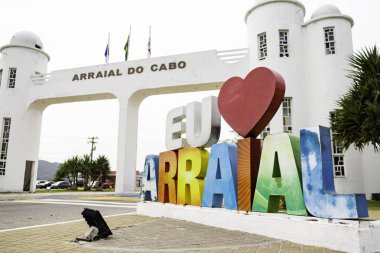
[142,155,159,201]
[202,143,238,210]
[300,126,368,218]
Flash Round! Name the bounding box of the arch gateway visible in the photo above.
[0,0,379,197]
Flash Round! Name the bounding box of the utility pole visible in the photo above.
[84,137,98,191]
[88,137,98,161]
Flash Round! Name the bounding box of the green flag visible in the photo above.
[124,29,130,61]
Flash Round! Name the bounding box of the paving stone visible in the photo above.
[0,214,342,253]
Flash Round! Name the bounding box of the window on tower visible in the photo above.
[258,33,267,60]
[261,124,270,140]
[8,68,17,88]
[279,30,289,57]
[260,123,271,147]
[330,112,345,177]
[0,69,2,87]
[0,117,11,176]
[324,27,336,55]
[282,97,292,134]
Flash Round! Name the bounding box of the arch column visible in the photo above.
[115,92,144,193]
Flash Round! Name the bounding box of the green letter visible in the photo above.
[253,133,307,216]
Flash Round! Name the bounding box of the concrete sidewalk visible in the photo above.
[0,213,341,253]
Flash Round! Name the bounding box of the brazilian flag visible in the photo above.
[124,33,130,61]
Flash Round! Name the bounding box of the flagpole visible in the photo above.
[124,26,131,61]
[129,26,131,60]
[106,32,110,63]
[147,25,151,58]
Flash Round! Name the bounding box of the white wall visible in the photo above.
[246,1,306,135]
[361,148,380,198]
[0,46,48,192]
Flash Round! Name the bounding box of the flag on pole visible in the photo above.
[147,25,151,58]
[124,27,131,61]
[104,33,110,63]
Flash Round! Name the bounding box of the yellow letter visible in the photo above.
[177,147,209,206]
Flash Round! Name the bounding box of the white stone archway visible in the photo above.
[27,50,250,193]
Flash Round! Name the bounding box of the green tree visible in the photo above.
[54,163,67,182]
[54,155,82,190]
[81,154,93,190]
[331,46,380,151]
[91,155,111,187]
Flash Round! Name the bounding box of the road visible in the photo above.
[0,194,137,230]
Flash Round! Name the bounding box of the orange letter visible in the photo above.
[158,150,178,204]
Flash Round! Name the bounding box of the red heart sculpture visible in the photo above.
[218,67,285,138]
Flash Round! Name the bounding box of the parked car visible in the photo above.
[101,180,114,189]
[36,180,53,189]
[88,181,99,188]
[76,179,84,187]
[49,181,71,189]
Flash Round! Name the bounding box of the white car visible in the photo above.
[88,181,100,188]
[36,180,51,188]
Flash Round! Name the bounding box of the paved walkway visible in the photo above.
[0,213,341,253]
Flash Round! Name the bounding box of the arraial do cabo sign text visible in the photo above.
[72,61,187,81]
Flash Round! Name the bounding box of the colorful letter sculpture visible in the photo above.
[151,66,370,220]
[177,148,209,206]
[158,150,178,204]
[300,126,368,218]
[166,106,187,150]
[237,138,261,212]
[186,96,221,148]
[253,134,307,216]
[202,143,238,210]
[142,155,159,201]
[217,67,285,138]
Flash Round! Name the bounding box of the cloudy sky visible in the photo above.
[0,0,378,170]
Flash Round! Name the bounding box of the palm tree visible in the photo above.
[54,155,82,189]
[93,155,111,186]
[81,154,93,190]
[330,46,380,152]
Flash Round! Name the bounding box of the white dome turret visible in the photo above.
[0,31,49,60]
[10,31,43,50]
[245,0,305,22]
[306,4,354,27]
[311,4,341,19]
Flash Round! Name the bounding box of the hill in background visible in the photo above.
[37,160,60,180]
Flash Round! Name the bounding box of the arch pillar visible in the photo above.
[115,92,144,193]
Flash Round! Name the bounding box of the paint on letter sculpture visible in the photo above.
[158,150,178,204]
[177,147,209,206]
[166,106,188,150]
[202,143,238,210]
[253,134,307,216]
[142,155,159,201]
[186,96,221,148]
[300,126,368,218]
[237,138,261,211]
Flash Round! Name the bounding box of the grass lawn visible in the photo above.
[367,200,380,220]
[367,200,380,210]
[35,188,115,193]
